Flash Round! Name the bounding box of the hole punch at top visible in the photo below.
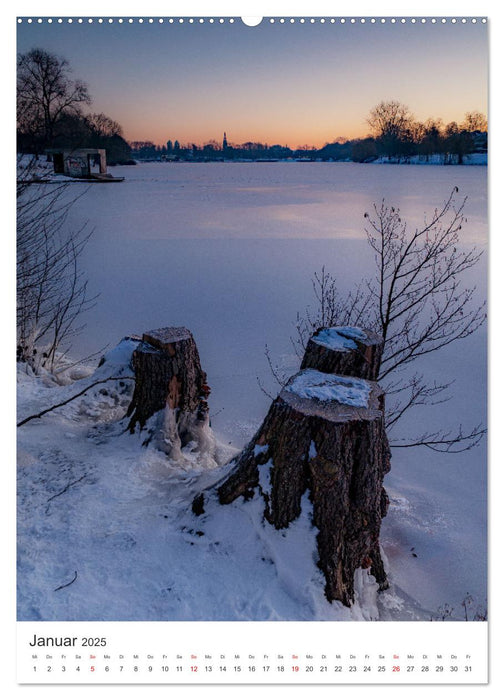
[241,16,263,27]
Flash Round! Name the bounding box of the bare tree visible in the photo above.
[461,111,488,133]
[442,122,474,165]
[292,188,486,452]
[17,48,91,152]
[366,100,414,159]
[17,157,96,374]
[419,118,444,161]
[85,112,124,138]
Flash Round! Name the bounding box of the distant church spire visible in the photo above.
[223,132,228,150]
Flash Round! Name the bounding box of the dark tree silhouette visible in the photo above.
[17,48,91,152]
[366,100,414,159]
[443,122,474,165]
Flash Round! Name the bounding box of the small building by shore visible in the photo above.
[47,148,107,177]
[45,148,124,182]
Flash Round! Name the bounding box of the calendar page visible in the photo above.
[14,0,490,690]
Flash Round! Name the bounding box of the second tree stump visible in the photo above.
[126,327,214,460]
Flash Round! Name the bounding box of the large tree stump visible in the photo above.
[126,327,213,459]
[301,326,383,381]
[218,368,391,607]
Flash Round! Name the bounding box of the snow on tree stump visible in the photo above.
[218,368,390,607]
[126,327,213,459]
[301,326,383,381]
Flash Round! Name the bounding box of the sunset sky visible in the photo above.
[16,17,488,148]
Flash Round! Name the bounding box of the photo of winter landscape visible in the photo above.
[16,17,488,623]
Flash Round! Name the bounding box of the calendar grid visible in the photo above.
[17,621,488,684]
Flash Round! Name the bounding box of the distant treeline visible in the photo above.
[132,127,486,166]
[131,102,487,165]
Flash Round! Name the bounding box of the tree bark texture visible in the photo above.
[302,326,391,599]
[126,327,212,458]
[218,369,391,606]
[301,327,383,381]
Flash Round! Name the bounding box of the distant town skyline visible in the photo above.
[17,18,488,148]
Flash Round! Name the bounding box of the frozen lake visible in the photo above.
[67,161,486,436]
[62,161,487,617]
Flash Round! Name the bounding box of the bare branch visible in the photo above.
[47,476,88,503]
[384,373,454,430]
[390,424,486,452]
[17,376,135,427]
[54,571,78,592]
[264,343,289,387]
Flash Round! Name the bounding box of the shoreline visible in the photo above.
[123,155,488,167]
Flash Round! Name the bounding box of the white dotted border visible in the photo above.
[17,17,488,25]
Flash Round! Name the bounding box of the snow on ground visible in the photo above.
[17,343,382,622]
[16,337,483,623]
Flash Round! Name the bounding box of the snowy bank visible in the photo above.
[17,342,389,621]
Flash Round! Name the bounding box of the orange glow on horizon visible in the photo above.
[123,108,488,150]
